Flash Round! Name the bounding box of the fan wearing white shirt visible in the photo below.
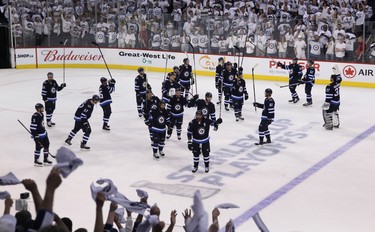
[334,37,346,61]
[294,35,307,59]
[266,35,278,57]
[309,34,323,60]
[245,37,255,56]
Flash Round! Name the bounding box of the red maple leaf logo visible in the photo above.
[343,65,356,78]
[345,67,354,76]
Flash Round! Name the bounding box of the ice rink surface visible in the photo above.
[0,67,374,232]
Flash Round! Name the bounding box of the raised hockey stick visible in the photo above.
[17,119,56,158]
[241,33,249,67]
[92,41,113,80]
[60,39,68,83]
[233,45,241,66]
[188,42,198,95]
[252,63,258,112]
[163,52,169,81]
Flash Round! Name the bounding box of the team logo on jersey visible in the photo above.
[184,71,189,77]
[268,43,275,49]
[51,87,56,93]
[200,37,207,43]
[343,65,356,79]
[98,33,104,40]
[174,104,181,111]
[142,82,147,88]
[239,86,243,92]
[158,116,165,124]
[202,108,208,115]
[198,127,205,135]
[42,121,45,127]
[192,38,198,44]
[151,104,157,110]
[229,75,234,80]
[313,44,320,51]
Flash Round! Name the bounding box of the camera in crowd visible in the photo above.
[15,192,30,211]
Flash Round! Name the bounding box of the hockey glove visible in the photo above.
[321,102,330,110]
[233,62,238,69]
[238,67,243,72]
[277,61,283,67]
[82,122,90,133]
[266,119,273,125]
[215,82,219,89]
[190,77,195,85]
[298,80,305,85]
[213,123,218,131]
[253,102,261,108]
[60,83,66,88]
[216,118,223,124]
[193,94,199,100]
[109,78,116,84]
[187,141,193,151]
[144,119,151,127]
[244,92,249,100]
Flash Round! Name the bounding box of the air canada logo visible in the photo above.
[343,65,356,79]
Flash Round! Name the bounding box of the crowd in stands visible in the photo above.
[0,167,236,232]
[3,0,375,62]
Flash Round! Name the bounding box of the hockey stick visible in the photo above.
[188,42,198,95]
[92,41,113,80]
[233,45,241,66]
[252,63,258,112]
[240,33,248,67]
[163,52,169,81]
[17,119,55,158]
[60,39,68,83]
[277,82,300,88]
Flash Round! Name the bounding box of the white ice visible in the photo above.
[0,68,374,232]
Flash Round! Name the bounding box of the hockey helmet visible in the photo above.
[47,72,54,78]
[35,103,44,110]
[183,58,189,63]
[173,66,179,70]
[307,59,314,65]
[330,74,337,82]
[100,77,107,83]
[92,94,100,101]
[138,67,144,73]
[265,88,273,96]
[226,61,232,66]
[196,110,203,115]
[218,57,224,62]
[292,57,298,63]
[205,92,213,98]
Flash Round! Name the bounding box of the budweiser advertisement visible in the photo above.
[15,48,375,88]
